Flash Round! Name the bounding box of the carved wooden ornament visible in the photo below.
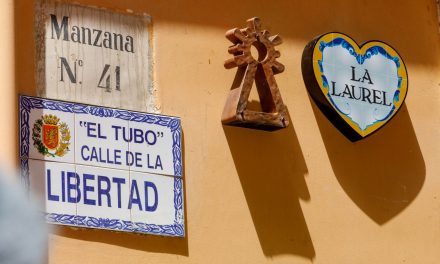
[221,17,289,131]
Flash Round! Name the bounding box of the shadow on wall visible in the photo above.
[55,0,440,67]
[54,225,188,256]
[14,0,440,96]
[310,100,425,225]
[223,110,315,259]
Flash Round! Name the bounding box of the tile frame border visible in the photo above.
[19,95,184,237]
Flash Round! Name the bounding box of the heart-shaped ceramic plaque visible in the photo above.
[302,32,408,141]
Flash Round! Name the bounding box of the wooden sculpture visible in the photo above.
[221,17,289,131]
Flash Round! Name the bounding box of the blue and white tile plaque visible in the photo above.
[20,95,184,237]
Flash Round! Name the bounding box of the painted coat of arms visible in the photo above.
[32,114,71,157]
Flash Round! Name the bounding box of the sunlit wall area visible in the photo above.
[4,0,440,263]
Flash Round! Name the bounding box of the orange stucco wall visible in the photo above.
[3,0,440,263]
[0,0,16,171]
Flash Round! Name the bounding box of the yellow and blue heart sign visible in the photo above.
[302,32,408,141]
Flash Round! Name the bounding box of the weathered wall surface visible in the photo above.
[5,0,440,263]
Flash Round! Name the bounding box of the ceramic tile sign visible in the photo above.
[35,2,158,112]
[19,95,184,237]
[301,32,408,141]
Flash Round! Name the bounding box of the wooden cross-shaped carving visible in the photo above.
[221,17,289,131]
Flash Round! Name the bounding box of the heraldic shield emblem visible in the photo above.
[43,124,59,149]
[32,114,71,157]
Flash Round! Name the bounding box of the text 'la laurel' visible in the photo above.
[330,66,392,106]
